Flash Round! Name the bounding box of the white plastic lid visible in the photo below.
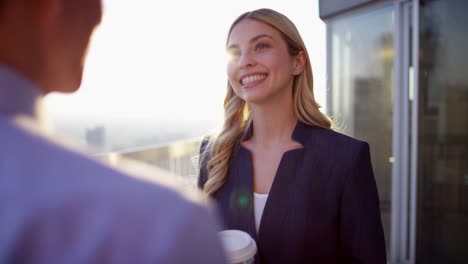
[218,230,257,263]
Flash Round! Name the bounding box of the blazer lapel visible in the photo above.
[225,145,258,242]
[256,122,321,261]
[223,121,324,262]
[256,148,304,256]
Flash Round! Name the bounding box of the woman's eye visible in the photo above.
[255,43,270,51]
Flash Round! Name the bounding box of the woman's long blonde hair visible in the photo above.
[201,8,332,197]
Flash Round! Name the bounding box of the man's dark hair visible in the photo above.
[0,1,4,17]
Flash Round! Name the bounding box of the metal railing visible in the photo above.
[97,137,203,187]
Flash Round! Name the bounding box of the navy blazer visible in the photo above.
[199,122,387,264]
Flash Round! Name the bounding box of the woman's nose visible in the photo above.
[238,51,256,69]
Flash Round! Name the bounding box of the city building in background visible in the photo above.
[86,126,107,152]
[319,0,468,263]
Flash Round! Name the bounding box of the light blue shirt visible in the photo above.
[0,65,227,264]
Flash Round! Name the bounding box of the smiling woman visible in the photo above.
[198,8,386,264]
[43,0,326,153]
[226,19,304,105]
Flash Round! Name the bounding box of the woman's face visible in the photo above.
[226,18,302,105]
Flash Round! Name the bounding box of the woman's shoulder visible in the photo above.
[299,123,369,150]
[299,124,371,171]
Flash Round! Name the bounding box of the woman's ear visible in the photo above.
[292,51,306,75]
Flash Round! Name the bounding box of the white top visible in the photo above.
[253,192,269,233]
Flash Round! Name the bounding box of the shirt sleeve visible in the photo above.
[7,190,227,264]
[158,203,227,264]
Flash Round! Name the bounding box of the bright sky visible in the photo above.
[44,0,326,127]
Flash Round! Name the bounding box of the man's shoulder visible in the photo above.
[0,116,209,210]
[0,118,226,264]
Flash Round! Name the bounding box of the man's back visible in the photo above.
[0,68,226,263]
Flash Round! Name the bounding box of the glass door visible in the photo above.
[389,0,468,263]
[415,0,468,263]
[327,0,468,263]
[327,3,394,256]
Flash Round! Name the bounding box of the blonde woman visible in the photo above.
[199,8,386,264]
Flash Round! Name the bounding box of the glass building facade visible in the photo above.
[320,0,468,263]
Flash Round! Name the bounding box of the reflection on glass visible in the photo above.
[417,0,468,263]
[329,6,394,252]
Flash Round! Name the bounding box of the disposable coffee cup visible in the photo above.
[218,230,257,264]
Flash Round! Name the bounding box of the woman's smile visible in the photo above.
[240,73,268,88]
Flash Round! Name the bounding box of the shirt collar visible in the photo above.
[241,120,318,146]
[0,64,42,119]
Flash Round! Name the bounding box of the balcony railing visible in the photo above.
[97,137,203,188]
